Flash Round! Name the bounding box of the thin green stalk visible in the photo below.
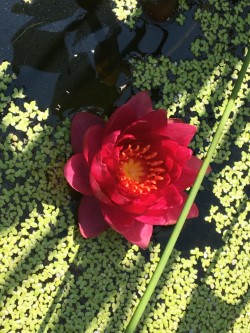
[125,48,250,333]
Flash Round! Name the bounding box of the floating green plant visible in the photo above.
[126,47,250,332]
[111,0,142,28]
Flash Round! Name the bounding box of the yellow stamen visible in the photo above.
[118,144,165,194]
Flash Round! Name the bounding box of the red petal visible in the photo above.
[90,131,130,206]
[128,91,153,117]
[141,110,168,136]
[120,200,150,215]
[186,156,211,174]
[104,92,152,136]
[135,197,169,224]
[135,214,168,225]
[165,156,174,172]
[168,162,182,182]
[102,204,153,248]
[168,118,183,124]
[89,175,113,205]
[104,105,135,136]
[101,130,121,158]
[83,125,104,165]
[121,222,153,249]
[64,154,92,195]
[78,196,109,238]
[145,196,168,214]
[101,204,134,232]
[161,184,183,207]
[120,120,151,140]
[166,123,196,147]
[166,192,199,224]
[187,205,199,220]
[91,152,129,205]
[160,139,178,160]
[173,165,198,191]
[175,146,192,167]
[71,112,105,153]
[120,192,163,215]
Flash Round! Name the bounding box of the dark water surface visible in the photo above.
[0,0,203,113]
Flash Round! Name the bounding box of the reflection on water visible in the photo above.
[141,0,179,21]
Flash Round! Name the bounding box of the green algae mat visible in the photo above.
[0,0,249,332]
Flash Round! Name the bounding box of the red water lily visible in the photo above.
[64,92,208,249]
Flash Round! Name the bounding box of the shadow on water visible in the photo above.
[1,0,249,332]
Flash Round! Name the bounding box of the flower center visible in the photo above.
[122,158,145,182]
[118,144,165,194]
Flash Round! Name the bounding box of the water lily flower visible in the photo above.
[64,92,209,249]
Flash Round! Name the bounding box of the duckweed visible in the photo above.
[111,0,142,29]
[130,0,249,331]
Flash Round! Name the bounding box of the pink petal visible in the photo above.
[83,125,105,165]
[101,204,135,233]
[121,222,153,249]
[166,123,196,147]
[71,112,105,154]
[104,91,152,136]
[78,196,109,238]
[166,192,199,225]
[64,153,92,195]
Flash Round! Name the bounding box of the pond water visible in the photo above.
[1,0,203,111]
[0,0,225,253]
[0,0,249,332]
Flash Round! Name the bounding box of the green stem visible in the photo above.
[125,48,250,333]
